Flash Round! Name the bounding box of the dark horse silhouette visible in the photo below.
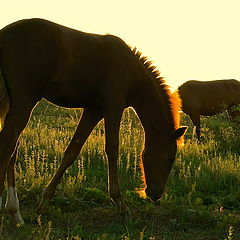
[178,79,240,140]
[0,19,186,225]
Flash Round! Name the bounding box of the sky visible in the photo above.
[1,0,240,90]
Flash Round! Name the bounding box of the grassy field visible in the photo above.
[0,99,240,240]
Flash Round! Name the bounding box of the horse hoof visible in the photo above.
[11,212,25,227]
[36,199,49,214]
[116,202,130,218]
[120,207,131,219]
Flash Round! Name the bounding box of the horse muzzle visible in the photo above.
[145,187,163,202]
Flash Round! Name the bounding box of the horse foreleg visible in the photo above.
[5,141,24,226]
[37,108,103,213]
[104,108,129,215]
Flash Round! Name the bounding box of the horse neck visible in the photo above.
[133,83,175,140]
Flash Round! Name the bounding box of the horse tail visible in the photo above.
[0,41,10,130]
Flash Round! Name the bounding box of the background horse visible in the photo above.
[178,79,240,140]
[0,18,186,225]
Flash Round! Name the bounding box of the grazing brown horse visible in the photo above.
[0,18,186,225]
[178,79,240,140]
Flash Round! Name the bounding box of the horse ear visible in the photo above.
[172,126,188,139]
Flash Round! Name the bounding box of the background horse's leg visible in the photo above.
[0,104,36,225]
[104,108,129,215]
[37,108,103,213]
[227,108,233,121]
[189,112,201,141]
[5,141,24,225]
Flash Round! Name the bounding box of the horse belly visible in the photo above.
[43,79,100,108]
[200,101,229,116]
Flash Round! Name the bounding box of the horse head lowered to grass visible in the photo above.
[0,18,186,225]
[178,79,240,141]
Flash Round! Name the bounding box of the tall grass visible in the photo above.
[0,100,240,239]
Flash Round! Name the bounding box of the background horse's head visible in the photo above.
[141,127,187,201]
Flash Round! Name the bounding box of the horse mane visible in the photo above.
[131,47,181,132]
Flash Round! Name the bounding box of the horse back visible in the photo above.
[178,79,240,115]
[0,19,144,109]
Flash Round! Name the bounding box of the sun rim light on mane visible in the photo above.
[131,47,181,134]
[130,47,184,194]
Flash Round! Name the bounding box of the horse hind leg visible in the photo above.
[0,103,37,225]
[5,141,24,226]
[37,108,103,213]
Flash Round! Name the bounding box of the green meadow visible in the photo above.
[0,99,240,240]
